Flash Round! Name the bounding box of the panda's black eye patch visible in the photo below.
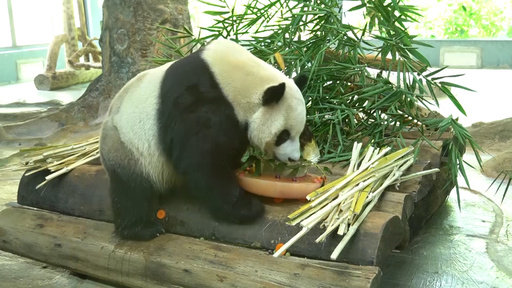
[275,129,290,146]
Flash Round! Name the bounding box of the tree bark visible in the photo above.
[0,0,192,146]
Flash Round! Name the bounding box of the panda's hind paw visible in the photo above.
[116,222,165,241]
[220,192,265,224]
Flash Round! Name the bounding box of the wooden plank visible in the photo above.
[0,207,381,288]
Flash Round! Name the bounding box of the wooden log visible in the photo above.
[17,165,403,266]
[415,140,444,169]
[17,165,112,221]
[408,165,453,238]
[0,207,382,288]
[34,69,101,91]
[340,211,403,266]
[68,40,101,67]
[374,192,414,221]
[399,130,452,141]
[323,49,426,72]
[63,0,78,68]
[44,34,68,72]
[374,192,414,248]
[76,0,91,63]
[160,199,404,267]
[76,30,101,62]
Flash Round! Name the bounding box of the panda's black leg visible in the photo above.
[186,166,265,224]
[108,169,165,240]
[211,184,265,224]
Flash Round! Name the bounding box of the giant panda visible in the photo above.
[99,39,308,241]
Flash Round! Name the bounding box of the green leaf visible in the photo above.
[440,86,467,116]
[410,39,434,48]
[502,177,511,204]
[197,0,229,8]
[425,66,449,78]
[407,47,430,66]
[348,3,366,12]
[439,81,476,92]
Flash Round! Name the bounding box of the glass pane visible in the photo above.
[0,0,12,47]
[11,0,63,46]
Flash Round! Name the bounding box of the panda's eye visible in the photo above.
[275,129,290,146]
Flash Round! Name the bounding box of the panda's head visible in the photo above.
[199,39,308,162]
[248,76,307,162]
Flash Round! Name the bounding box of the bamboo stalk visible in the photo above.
[347,142,362,174]
[5,136,100,188]
[307,147,391,205]
[316,204,351,242]
[273,227,309,257]
[391,168,440,184]
[36,151,99,189]
[330,158,414,260]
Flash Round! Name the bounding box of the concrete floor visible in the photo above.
[0,70,512,287]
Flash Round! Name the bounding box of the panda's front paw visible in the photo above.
[216,190,265,224]
[116,221,166,241]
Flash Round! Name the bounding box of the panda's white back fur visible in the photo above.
[102,62,177,190]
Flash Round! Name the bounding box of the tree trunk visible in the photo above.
[0,0,192,146]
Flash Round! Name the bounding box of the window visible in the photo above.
[11,0,63,46]
[0,0,11,47]
[0,0,85,48]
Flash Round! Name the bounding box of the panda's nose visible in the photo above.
[288,157,298,162]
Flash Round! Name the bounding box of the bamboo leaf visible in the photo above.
[502,177,511,204]
[439,81,476,92]
[425,66,449,78]
[203,10,230,16]
[197,0,229,8]
[348,3,366,12]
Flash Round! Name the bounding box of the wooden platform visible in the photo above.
[1,140,453,287]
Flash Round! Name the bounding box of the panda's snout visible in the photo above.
[273,139,301,163]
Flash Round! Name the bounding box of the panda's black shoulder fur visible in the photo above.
[156,49,260,221]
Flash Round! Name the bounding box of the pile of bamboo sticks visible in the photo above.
[2,137,100,189]
[273,142,439,260]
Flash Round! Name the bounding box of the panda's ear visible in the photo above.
[293,74,308,91]
[262,82,286,106]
